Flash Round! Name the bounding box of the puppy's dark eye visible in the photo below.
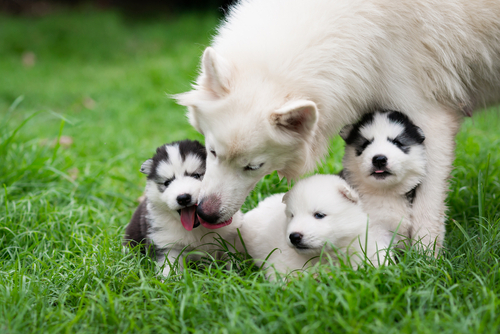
[355,139,373,156]
[291,214,294,218]
[191,173,203,180]
[164,178,174,187]
[314,212,326,219]
[244,162,264,171]
[390,138,404,148]
[361,139,371,149]
[210,149,216,157]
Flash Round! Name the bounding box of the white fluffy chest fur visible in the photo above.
[360,192,413,247]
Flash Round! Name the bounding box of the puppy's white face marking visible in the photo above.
[283,175,367,255]
[156,145,204,183]
[145,142,206,213]
[341,111,426,194]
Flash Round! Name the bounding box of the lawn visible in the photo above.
[1,9,499,334]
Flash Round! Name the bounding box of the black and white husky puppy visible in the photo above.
[339,110,427,248]
[124,140,242,277]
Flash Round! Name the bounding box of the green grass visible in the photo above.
[1,9,500,334]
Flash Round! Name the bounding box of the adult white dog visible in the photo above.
[175,0,500,252]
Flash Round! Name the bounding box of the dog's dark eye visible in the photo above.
[314,212,326,219]
[210,149,216,157]
[164,177,174,187]
[244,162,264,171]
[191,173,203,180]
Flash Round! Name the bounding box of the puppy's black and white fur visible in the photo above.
[340,110,427,248]
[124,140,242,277]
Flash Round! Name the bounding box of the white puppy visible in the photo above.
[240,175,389,280]
[340,110,427,248]
[238,194,312,280]
[124,140,242,277]
[175,0,500,253]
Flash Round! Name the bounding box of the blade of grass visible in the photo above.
[51,119,66,163]
[4,95,24,121]
[478,170,484,242]
[0,110,44,155]
[3,184,8,216]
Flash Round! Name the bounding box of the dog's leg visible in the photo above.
[360,228,392,267]
[157,248,184,277]
[410,105,462,255]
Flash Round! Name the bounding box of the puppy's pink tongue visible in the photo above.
[180,206,197,231]
[375,170,385,173]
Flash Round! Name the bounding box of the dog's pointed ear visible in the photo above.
[338,183,359,204]
[172,48,231,110]
[339,124,354,142]
[140,159,153,175]
[186,105,203,134]
[270,100,318,136]
[200,47,231,98]
[169,96,203,134]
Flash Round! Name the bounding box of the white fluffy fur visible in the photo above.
[175,0,500,251]
[239,175,390,280]
[238,194,313,280]
[145,145,242,277]
[284,175,390,267]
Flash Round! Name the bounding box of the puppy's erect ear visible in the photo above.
[200,47,231,98]
[270,100,318,136]
[140,159,153,175]
[339,124,354,142]
[415,126,425,144]
[338,183,359,204]
[282,192,290,204]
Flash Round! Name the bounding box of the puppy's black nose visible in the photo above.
[372,155,388,169]
[289,232,303,246]
[176,194,192,206]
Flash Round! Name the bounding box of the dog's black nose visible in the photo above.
[176,194,192,206]
[289,232,303,246]
[196,199,221,225]
[372,155,388,169]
